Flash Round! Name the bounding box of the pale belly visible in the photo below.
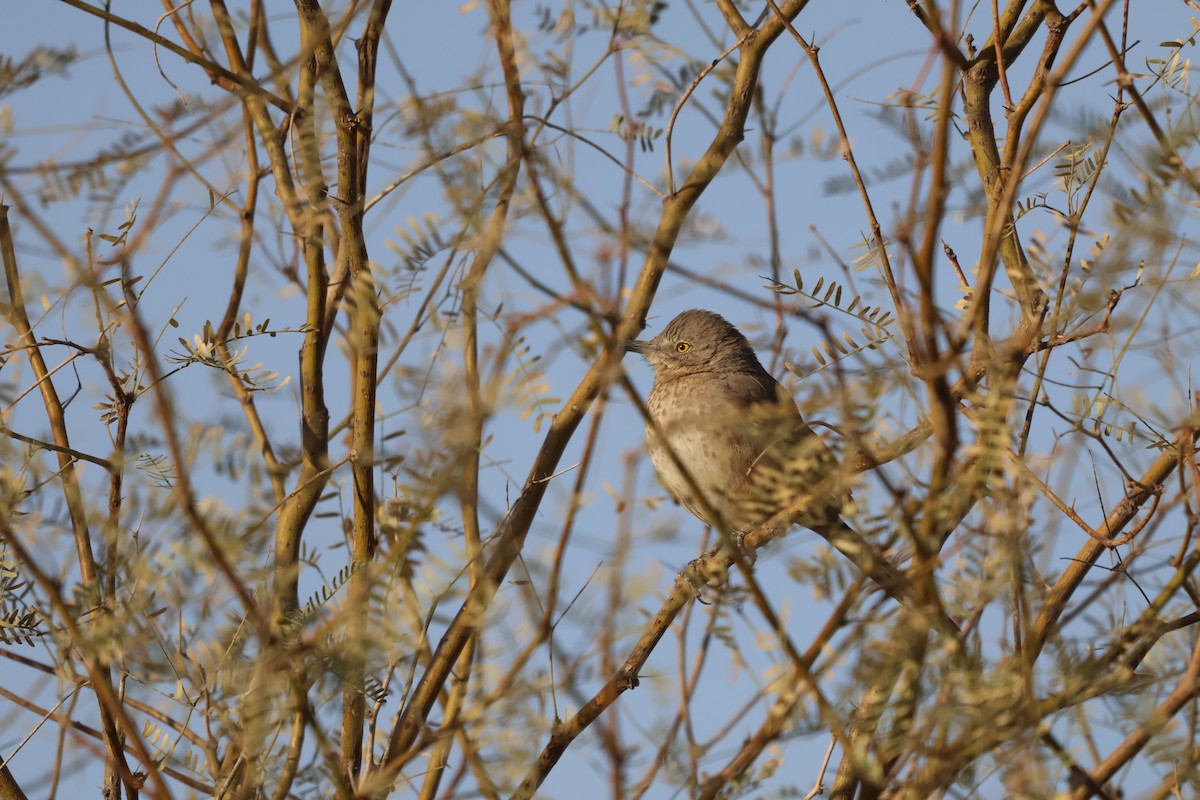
[645,421,753,529]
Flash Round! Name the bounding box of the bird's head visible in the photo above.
[625,309,764,380]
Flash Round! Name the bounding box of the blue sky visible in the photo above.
[4,2,1200,797]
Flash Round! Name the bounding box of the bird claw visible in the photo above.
[729,530,757,566]
[677,531,757,603]
[682,558,714,603]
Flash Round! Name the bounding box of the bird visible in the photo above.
[625,309,934,619]
[624,308,845,539]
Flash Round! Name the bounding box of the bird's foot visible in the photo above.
[682,558,714,604]
[728,530,757,566]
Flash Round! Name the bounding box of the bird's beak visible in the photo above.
[624,339,651,355]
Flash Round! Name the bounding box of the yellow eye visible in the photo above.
[676,341,690,353]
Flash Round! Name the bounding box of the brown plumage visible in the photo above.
[627,309,948,629]
[625,308,844,534]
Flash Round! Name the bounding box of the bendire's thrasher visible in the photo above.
[625,309,845,538]
[626,308,956,629]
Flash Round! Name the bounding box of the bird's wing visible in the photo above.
[702,372,841,529]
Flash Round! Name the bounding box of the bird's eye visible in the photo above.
[676,341,690,353]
